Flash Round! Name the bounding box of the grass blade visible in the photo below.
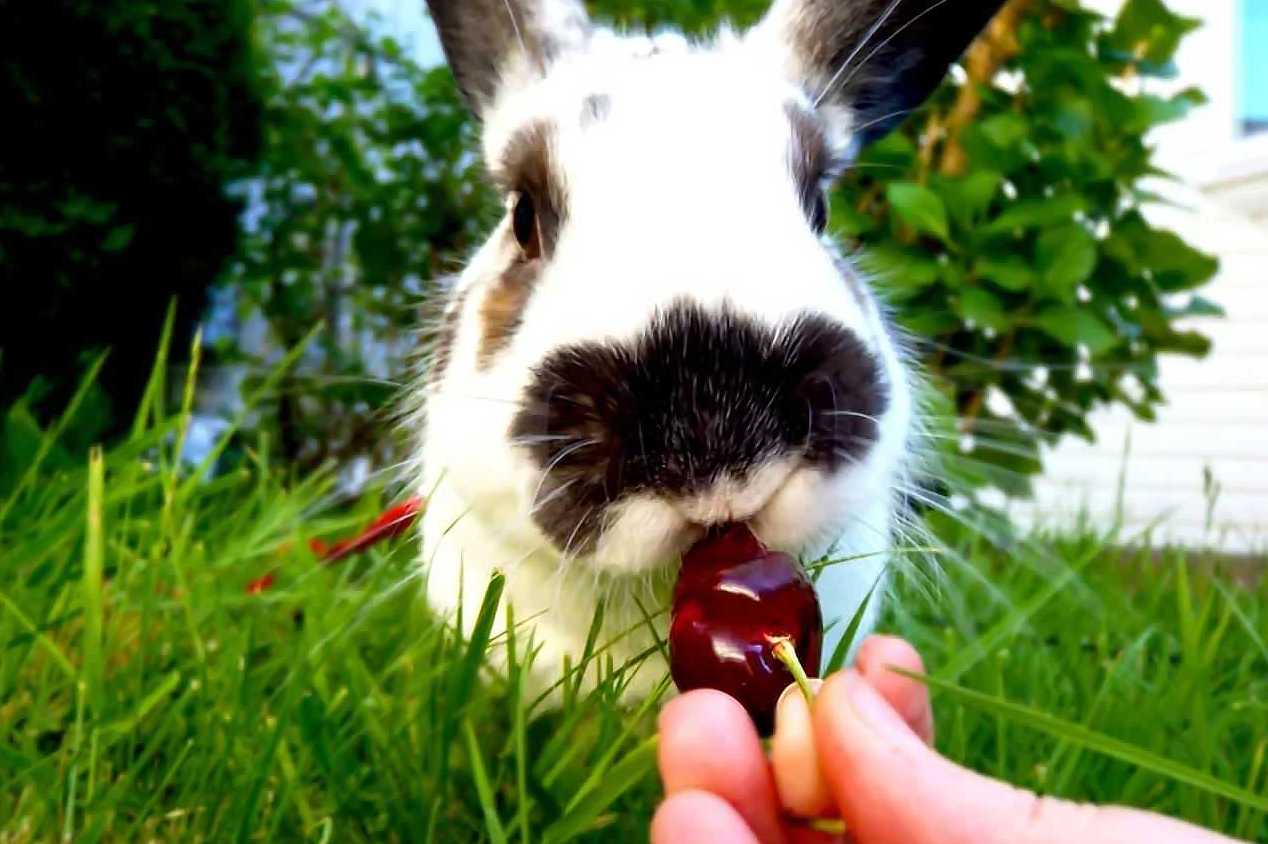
[0,351,108,525]
[83,446,106,714]
[129,298,176,439]
[0,587,75,678]
[505,604,533,844]
[464,718,509,844]
[1213,581,1268,664]
[570,597,605,697]
[541,736,658,844]
[449,572,506,715]
[902,670,1268,814]
[234,668,301,843]
[936,545,1098,683]
[826,571,883,673]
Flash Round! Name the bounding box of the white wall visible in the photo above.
[1025,1,1268,553]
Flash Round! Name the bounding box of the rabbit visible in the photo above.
[414,0,1005,700]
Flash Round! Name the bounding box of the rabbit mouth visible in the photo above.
[510,299,890,562]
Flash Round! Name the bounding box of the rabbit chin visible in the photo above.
[418,444,900,702]
[585,456,869,576]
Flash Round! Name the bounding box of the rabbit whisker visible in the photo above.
[815,0,906,107]
[835,0,959,102]
[530,437,600,507]
[820,409,883,426]
[530,477,579,516]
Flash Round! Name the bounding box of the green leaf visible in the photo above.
[830,201,880,237]
[983,193,1086,234]
[1036,225,1097,301]
[1130,88,1206,130]
[957,288,1011,332]
[975,254,1036,292]
[1154,329,1211,357]
[859,243,942,294]
[1144,231,1220,291]
[937,170,1002,229]
[101,223,135,252]
[900,309,961,336]
[977,112,1028,148]
[1109,0,1201,68]
[1033,307,1119,354]
[886,182,950,240]
[1107,215,1219,290]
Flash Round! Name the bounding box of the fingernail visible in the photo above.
[773,679,831,816]
[777,678,822,712]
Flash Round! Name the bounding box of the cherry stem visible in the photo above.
[771,637,815,705]
[807,818,847,835]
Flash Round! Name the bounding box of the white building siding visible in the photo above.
[1017,0,1268,553]
[1025,189,1268,553]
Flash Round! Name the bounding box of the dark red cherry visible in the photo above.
[669,523,823,735]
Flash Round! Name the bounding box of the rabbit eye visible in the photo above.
[513,192,542,260]
[810,190,829,235]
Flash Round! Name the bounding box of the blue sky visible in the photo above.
[349,0,445,67]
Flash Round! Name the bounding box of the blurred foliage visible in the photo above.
[837,0,1220,494]
[219,1,493,465]
[0,0,264,427]
[27,0,1213,488]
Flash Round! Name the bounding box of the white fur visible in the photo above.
[416,2,914,699]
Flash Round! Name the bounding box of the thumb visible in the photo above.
[812,671,1239,844]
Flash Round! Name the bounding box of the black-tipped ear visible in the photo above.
[425,0,591,118]
[759,0,1007,146]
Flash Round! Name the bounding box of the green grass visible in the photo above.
[1,359,1266,842]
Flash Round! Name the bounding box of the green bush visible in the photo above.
[219,1,495,466]
[0,0,264,427]
[219,0,1218,487]
[836,0,1219,493]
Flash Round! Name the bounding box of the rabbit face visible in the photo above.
[419,0,1003,589]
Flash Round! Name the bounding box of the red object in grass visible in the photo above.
[316,497,424,563]
[245,496,424,593]
[245,572,276,595]
[669,523,823,735]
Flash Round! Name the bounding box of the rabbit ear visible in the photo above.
[425,0,591,117]
[756,0,1006,145]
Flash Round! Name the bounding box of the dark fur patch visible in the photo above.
[492,121,565,257]
[425,0,591,116]
[785,0,1006,144]
[510,301,890,553]
[477,259,540,367]
[474,121,566,369]
[786,103,830,219]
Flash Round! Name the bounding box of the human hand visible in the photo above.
[654,635,1240,844]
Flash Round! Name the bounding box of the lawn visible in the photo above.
[1,366,1266,842]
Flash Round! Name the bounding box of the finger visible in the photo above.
[771,679,833,818]
[659,689,786,844]
[652,791,762,844]
[812,671,1239,844]
[772,635,928,819]
[854,635,934,745]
